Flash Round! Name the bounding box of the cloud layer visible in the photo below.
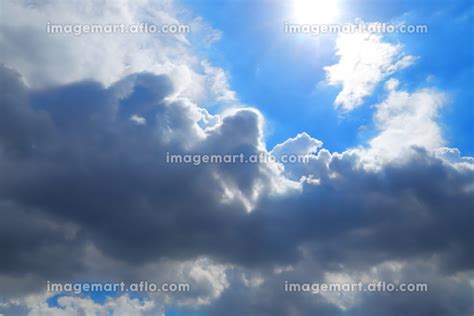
[0,63,473,315]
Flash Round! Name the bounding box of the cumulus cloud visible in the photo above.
[0,0,236,104]
[0,61,473,315]
[324,31,416,111]
[365,79,446,163]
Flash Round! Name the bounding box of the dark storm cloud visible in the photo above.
[0,65,292,270]
[204,257,474,316]
[291,149,474,271]
[1,65,473,315]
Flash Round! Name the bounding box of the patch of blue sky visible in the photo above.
[184,0,473,154]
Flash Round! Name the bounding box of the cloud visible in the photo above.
[0,63,473,315]
[202,60,237,102]
[0,0,235,104]
[0,64,298,274]
[324,31,416,111]
[21,294,155,316]
[271,132,323,181]
[365,79,446,163]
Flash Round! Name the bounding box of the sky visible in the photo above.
[0,0,473,315]
[185,0,473,154]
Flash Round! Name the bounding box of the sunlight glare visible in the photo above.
[292,0,340,24]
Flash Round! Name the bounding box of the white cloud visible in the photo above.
[366,80,446,163]
[324,31,416,111]
[271,132,323,158]
[130,114,146,125]
[0,0,235,105]
[20,294,155,316]
[202,61,237,102]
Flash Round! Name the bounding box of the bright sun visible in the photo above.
[292,0,340,24]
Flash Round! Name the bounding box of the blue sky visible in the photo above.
[184,0,473,155]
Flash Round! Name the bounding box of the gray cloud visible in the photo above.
[0,65,473,315]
